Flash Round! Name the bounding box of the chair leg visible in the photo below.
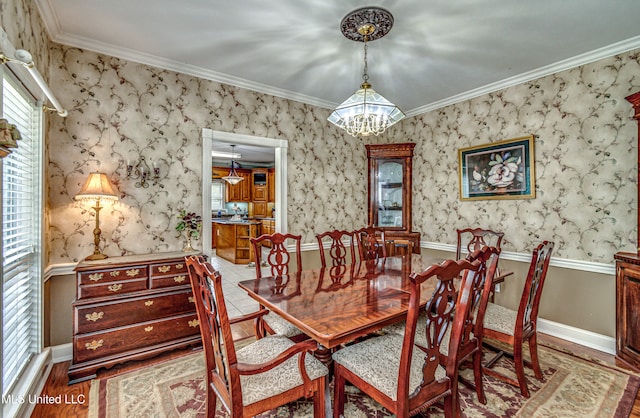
[472,349,486,404]
[206,381,217,417]
[513,341,530,398]
[313,377,327,418]
[528,333,543,380]
[332,368,346,418]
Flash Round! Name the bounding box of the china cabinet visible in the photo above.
[615,91,640,371]
[365,143,420,253]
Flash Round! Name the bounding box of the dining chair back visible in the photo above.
[250,232,302,279]
[456,227,504,260]
[355,226,387,261]
[249,233,306,340]
[332,257,482,418]
[185,255,328,417]
[315,229,355,268]
[482,240,554,397]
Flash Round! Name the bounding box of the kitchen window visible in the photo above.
[211,180,225,212]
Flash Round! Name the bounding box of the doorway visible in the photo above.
[201,129,288,259]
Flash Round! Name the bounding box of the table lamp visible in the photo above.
[75,172,119,260]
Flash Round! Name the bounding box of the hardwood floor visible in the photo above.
[30,329,640,417]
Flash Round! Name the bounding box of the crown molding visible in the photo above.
[405,35,640,117]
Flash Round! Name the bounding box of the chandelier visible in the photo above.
[222,145,244,185]
[328,7,405,137]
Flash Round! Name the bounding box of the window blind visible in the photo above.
[1,73,42,396]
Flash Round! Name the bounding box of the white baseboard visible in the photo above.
[51,343,73,363]
[538,318,616,355]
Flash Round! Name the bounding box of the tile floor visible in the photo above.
[208,252,263,318]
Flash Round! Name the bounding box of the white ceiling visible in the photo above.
[36,0,640,118]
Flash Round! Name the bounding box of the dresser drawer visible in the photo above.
[150,259,190,289]
[78,265,148,286]
[75,289,196,334]
[78,278,147,299]
[74,312,200,363]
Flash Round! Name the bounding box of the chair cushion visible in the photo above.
[236,335,328,406]
[332,334,446,401]
[380,312,429,348]
[483,302,516,336]
[264,312,305,338]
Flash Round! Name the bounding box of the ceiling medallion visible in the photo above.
[328,7,405,137]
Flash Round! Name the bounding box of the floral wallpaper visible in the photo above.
[2,2,639,266]
[381,49,640,264]
[47,46,367,264]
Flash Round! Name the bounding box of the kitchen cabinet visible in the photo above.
[365,143,420,253]
[253,202,268,218]
[268,168,275,202]
[252,168,268,202]
[226,168,251,202]
[211,166,229,180]
[68,252,201,383]
[214,220,262,264]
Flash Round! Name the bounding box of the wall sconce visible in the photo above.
[126,156,160,188]
[74,172,119,260]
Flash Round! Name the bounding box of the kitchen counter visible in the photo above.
[212,220,261,264]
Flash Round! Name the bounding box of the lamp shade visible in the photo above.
[75,172,119,201]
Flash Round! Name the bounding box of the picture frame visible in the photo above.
[458,135,535,201]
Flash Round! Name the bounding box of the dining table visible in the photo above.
[237,252,512,365]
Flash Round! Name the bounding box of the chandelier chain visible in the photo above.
[362,35,369,83]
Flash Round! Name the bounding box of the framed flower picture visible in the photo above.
[458,135,535,201]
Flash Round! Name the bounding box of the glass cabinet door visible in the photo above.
[376,160,404,227]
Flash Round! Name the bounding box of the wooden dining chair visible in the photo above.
[482,240,554,397]
[456,227,504,260]
[185,255,328,418]
[316,229,356,268]
[332,257,482,418]
[381,246,501,404]
[355,226,387,261]
[250,233,306,341]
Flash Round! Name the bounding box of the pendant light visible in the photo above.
[222,145,244,185]
[328,7,405,137]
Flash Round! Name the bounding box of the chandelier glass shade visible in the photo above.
[222,145,244,185]
[328,7,405,137]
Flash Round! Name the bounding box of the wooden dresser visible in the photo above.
[614,91,640,371]
[68,252,202,384]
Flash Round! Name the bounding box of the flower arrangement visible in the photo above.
[175,210,202,239]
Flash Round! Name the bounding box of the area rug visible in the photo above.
[88,344,639,417]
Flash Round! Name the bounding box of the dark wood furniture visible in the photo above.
[185,255,328,418]
[68,252,201,384]
[456,227,504,260]
[250,233,306,340]
[316,229,355,268]
[614,92,640,371]
[213,220,261,264]
[365,143,421,253]
[355,226,387,260]
[237,253,444,351]
[332,257,482,418]
[483,241,554,397]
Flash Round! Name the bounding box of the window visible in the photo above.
[211,181,225,212]
[1,71,42,397]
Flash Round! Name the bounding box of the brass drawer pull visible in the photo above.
[108,284,123,292]
[174,275,186,283]
[85,312,104,322]
[176,263,184,269]
[158,265,171,273]
[126,268,140,277]
[144,300,154,306]
[85,340,103,350]
[188,319,199,328]
[188,296,195,303]
[110,271,120,277]
[89,273,103,282]
[144,326,154,332]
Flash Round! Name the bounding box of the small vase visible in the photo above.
[183,235,194,252]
